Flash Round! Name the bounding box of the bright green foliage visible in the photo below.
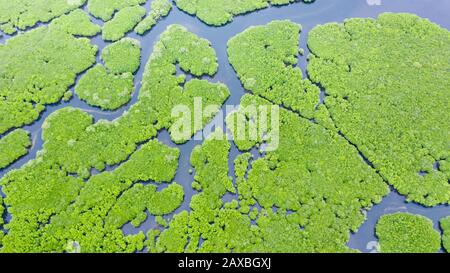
[155,216,169,227]
[151,130,256,253]
[184,130,257,253]
[140,24,229,143]
[0,0,86,34]
[75,65,134,110]
[190,129,235,196]
[49,9,101,37]
[441,216,450,252]
[174,0,313,26]
[234,153,252,179]
[102,6,146,42]
[0,27,97,135]
[228,20,319,118]
[0,129,31,169]
[153,211,189,253]
[0,197,3,245]
[0,197,3,228]
[234,152,252,214]
[63,91,73,102]
[77,38,141,110]
[308,13,450,206]
[376,213,441,253]
[38,25,223,174]
[150,20,390,253]
[0,25,228,253]
[1,159,88,252]
[105,182,184,228]
[0,137,181,253]
[175,0,268,26]
[87,0,146,21]
[102,38,141,74]
[38,107,158,177]
[148,184,185,215]
[151,111,388,252]
[135,0,172,35]
[227,94,389,252]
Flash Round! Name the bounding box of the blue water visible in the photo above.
[1,0,449,252]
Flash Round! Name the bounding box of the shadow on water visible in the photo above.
[0,0,449,252]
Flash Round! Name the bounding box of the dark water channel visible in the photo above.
[1,0,449,253]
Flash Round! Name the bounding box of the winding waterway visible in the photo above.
[1,0,449,253]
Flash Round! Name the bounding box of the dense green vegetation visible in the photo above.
[0,129,31,169]
[102,6,147,41]
[0,0,85,34]
[0,196,3,244]
[223,94,389,252]
[0,26,97,135]
[140,24,229,143]
[175,0,313,26]
[135,0,172,35]
[376,213,441,253]
[40,25,224,174]
[441,216,450,252]
[49,9,101,37]
[102,38,141,74]
[87,0,146,21]
[1,136,182,252]
[308,13,450,206]
[0,24,229,252]
[0,197,3,226]
[149,129,283,252]
[76,38,141,110]
[149,91,389,252]
[85,0,169,35]
[75,65,134,110]
[228,20,319,118]
[148,129,240,252]
[0,0,447,254]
